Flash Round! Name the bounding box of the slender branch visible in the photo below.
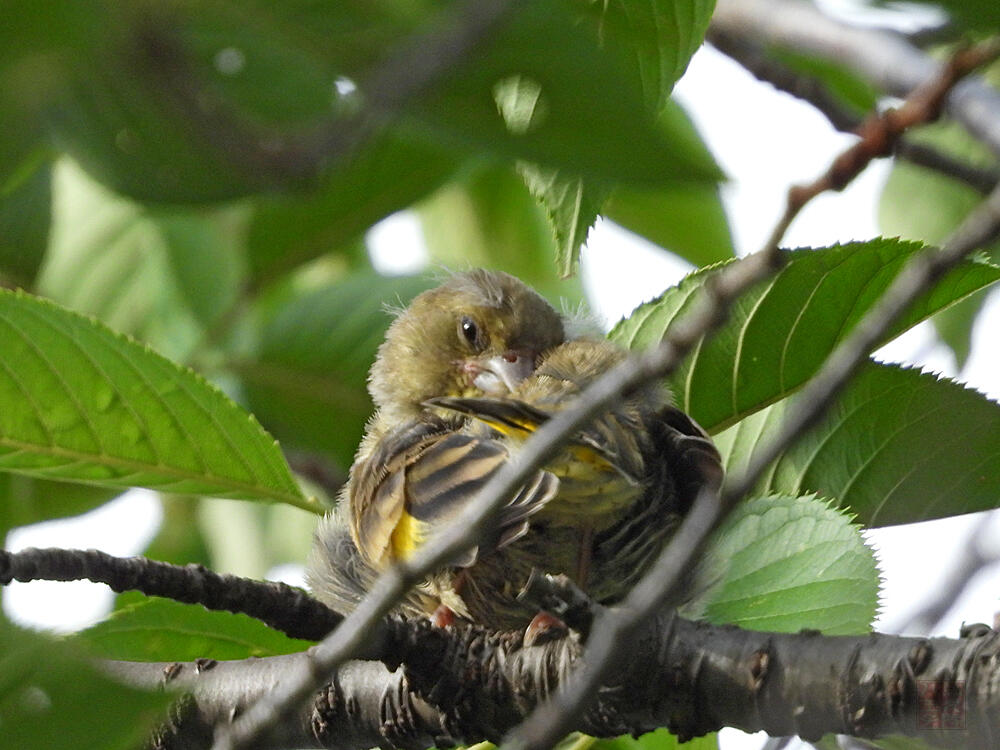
[501,44,1000,750]
[213,224,789,750]
[0,547,343,644]
[711,0,1000,161]
[708,28,1000,195]
[759,36,1000,253]
[216,38,1000,744]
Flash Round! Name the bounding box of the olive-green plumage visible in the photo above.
[306,270,722,629]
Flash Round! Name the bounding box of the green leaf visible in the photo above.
[74,598,312,661]
[418,164,585,302]
[0,475,119,535]
[602,103,734,267]
[0,160,51,287]
[414,1,723,186]
[491,75,608,278]
[767,46,880,117]
[604,182,734,268]
[715,363,1000,527]
[875,0,1000,30]
[40,2,343,203]
[0,289,311,510]
[502,98,725,278]
[0,619,169,750]
[596,0,716,111]
[518,166,608,279]
[879,121,1000,366]
[247,133,461,285]
[689,495,878,635]
[38,159,247,361]
[590,729,718,750]
[610,239,1000,432]
[240,272,433,469]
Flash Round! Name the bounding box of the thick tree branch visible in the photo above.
[105,614,1000,749]
[711,0,1000,161]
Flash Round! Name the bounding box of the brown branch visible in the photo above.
[707,29,1000,195]
[711,0,1000,161]
[500,39,1000,750]
[763,36,1000,254]
[104,615,1000,749]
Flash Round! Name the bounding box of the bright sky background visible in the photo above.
[5,5,1000,748]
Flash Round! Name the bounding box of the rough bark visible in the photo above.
[103,613,1000,750]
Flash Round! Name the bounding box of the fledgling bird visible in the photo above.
[306,270,722,631]
[307,269,567,622]
[427,337,723,622]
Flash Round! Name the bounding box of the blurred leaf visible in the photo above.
[590,729,717,750]
[240,272,433,469]
[140,495,210,567]
[413,1,723,186]
[418,164,585,301]
[689,495,878,634]
[603,102,734,267]
[247,133,460,285]
[879,121,1000,366]
[0,289,310,510]
[604,182,734,268]
[0,618,168,749]
[41,2,341,202]
[610,239,1000,433]
[38,159,247,361]
[491,75,608,279]
[873,0,1000,30]
[715,363,1000,527]
[11,0,718,207]
[155,209,248,328]
[75,598,312,661]
[597,0,716,111]
[0,161,51,287]
[768,45,880,116]
[197,497,316,579]
[0,475,119,535]
[502,97,724,278]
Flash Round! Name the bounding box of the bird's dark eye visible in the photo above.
[459,316,479,347]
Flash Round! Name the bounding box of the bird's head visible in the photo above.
[369,270,565,420]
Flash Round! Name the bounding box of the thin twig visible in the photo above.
[763,36,1000,253]
[708,29,1000,195]
[212,238,788,750]
[502,177,1000,750]
[892,512,1000,635]
[500,40,1000,750]
[711,0,1000,160]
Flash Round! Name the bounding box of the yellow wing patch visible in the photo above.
[390,510,426,561]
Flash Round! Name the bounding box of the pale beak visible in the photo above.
[470,349,536,394]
